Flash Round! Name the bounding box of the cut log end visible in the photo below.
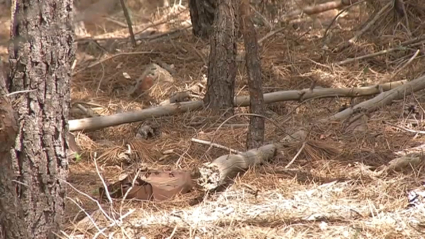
[197,145,277,191]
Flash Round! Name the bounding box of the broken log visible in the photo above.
[196,129,310,191]
[197,144,277,190]
[69,80,405,131]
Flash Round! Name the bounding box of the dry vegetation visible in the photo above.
[3,0,425,238]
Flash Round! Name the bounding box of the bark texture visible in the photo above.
[189,0,216,38]
[0,60,27,239]
[204,0,238,114]
[1,1,74,238]
[240,0,265,149]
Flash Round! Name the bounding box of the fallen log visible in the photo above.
[69,80,405,131]
[197,144,277,190]
[197,130,314,190]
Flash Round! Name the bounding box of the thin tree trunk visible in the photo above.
[204,0,238,115]
[240,0,265,149]
[0,1,74,238]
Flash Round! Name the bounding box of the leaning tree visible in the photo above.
[0,1,74,238]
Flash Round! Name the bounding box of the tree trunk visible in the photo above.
[0,60,28,239]
[204,0,238,114]
[240,0,265,149]
[0,1,74,238]
[189,0,216,38]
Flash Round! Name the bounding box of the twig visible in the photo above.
[93,209,135,239]
[336,47,402,65]
[384,121,425,134]
[165,224,179,239]
[65,196,106,237]
[94,152,114,206]
[285,141,306,168]
[95,62,105,95]
[347,2,392,45]
[119,0,136,47]
[133,8,187,36]
[61,179,113,222]
[6,89,36,96]
[119,169,142,217]
[258,27,285,45]
[105,17,128,28]
[203,113,295,157]
[191,138,242,154]
[391,49,420,80]
[322,0,365,42]
[336,40,424,65]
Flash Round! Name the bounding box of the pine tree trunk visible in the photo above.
[240,0,265,149]
[189,0,216,38]
[204,0,238,114]
[0,1,74,238]
[0,60,27,239]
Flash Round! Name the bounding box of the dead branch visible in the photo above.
[348,1,391,45]
[336,41,424,65]
[191,138,242,154]
[68,80,406,131]
[320,74,425,123]
[335,1,391,52]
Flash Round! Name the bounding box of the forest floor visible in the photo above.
[2,0,425,238]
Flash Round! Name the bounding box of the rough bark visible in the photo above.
[204,0,238,115]
[189,0,216,38]
[2,0,74,238]
[0,60,28,239]
[240,0,265,149]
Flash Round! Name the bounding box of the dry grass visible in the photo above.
[3,0,425,238]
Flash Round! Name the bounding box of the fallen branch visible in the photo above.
[320,74,425,123]
[69,80,406,131]
[346,1,391,46]
[336,47,403,65]
[281,0,361,22]
[191,138,242,154]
